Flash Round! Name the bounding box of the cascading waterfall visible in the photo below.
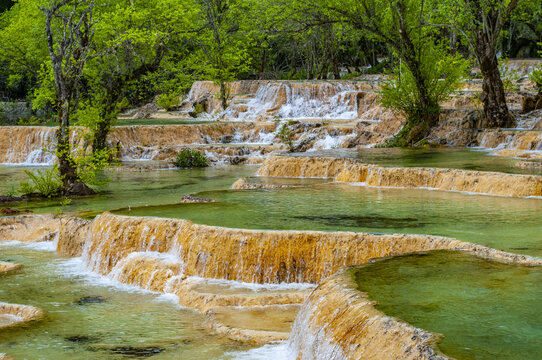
[0,123,277,163]
[185,80,380,121]
[0,127,56,165]
[476,129,542,159]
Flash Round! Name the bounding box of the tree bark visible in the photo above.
[219,81,228,110]
[476,32,514,128]
[57,100,78,186]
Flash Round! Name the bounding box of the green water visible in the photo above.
[354,251,542,360]
[3,163,542,257]
[0,246,253,359]
[0,165,258,215]
[115,183,542,258]
[296,148,542,175]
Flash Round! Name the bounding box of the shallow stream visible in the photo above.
[0,245,282,359]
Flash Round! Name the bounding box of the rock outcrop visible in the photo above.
[0,262,22,275]
[0,302,45,331]
[0,215,60,243]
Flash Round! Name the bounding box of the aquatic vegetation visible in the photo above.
[173,149,209,168]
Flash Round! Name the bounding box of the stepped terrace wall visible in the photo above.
[257,155,542,197]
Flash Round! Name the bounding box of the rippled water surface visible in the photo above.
[116,183,542,257]
[0,246,262,359]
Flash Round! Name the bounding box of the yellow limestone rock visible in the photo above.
[0,302,45,331]
[165,277,310,313]
[0,126,56,164]
[84,213,541,287]
[0,263,22,275]
[0,123,276,163]
[289,269,447,360]
[205,304,300,345]
[109,123,275,149]
[0,215,60,243]
[258,155,542,197]
[57,217,91,257]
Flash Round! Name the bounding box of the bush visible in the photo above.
[499,59,521,92]
[380,43,469,146]
[173,149,208,168]
[530,66,542,94]
[18,164,62,198]
[157,92,180,111]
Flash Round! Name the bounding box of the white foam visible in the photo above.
[0,240,57,252]
[52,257,156,295]
[224,342,292,360]
[185,276,315,292]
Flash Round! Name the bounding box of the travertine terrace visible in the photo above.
[258,155,542,197]
[289,268,448,360]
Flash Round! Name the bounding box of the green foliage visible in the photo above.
[499,59,521,92]
[173,149,209,168]
[73,148,116,188]
[18,164,62,198]
[190,103,204,117]
[274,119,295,152]
[17,116,45,126]
[530,66,542,93]
[32,63,56,111]
[341,72,361,80]
[54,197,72,216]
[6,186,16,198]
[157,92,180,111]
[381,44,469,118]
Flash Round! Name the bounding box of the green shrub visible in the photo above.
[18,164,62,198]
[341,72,362,80]
[173,149,209,168]
[157,92,180,111]
[17,116,44,126]
[499,59,521,92]
[380,43,469,146]
[530,66,542,94]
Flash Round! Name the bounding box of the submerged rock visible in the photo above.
[180,195,215,203]
[104,346,165,357]
[0,208,32,216]
[76,296,107,305]
[65,335,100,344]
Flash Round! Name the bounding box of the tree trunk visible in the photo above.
[93,115,112,153]
[57,99,78,186]
[219,81,228,110]
[476,32,514,128]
